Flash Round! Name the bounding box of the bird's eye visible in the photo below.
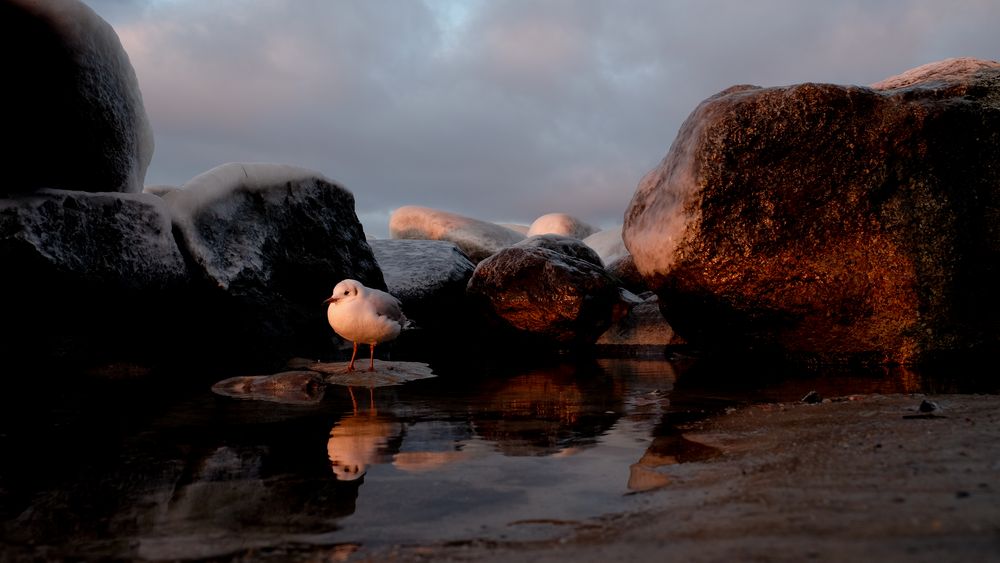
[344,290,350,295]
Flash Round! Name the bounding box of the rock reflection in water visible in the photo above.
[470,362,623,456]
[628,428,722,492]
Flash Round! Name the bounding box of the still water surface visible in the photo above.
[0,355,981,560]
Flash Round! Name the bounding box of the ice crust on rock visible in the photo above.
[389,205,525,263]
[583,226,628,266]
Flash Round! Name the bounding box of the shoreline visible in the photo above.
[362,393,1000,562]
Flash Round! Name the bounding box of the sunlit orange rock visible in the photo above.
[624,58,1000,365]
[467,245,621,345]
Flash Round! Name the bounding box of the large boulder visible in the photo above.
[1,0,153,194]
[623,58,1000,364]
[466,246,621,346]
[389,206,524,263]
[0,189,188,365]
[164,163,384,364]
[368,239,475,331]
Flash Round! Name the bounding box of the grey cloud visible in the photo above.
[84,0,1000,238]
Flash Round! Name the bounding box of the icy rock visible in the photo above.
[164,163,384,364]
[369,239,474,331]
[514,234,603,268]
[1,0,153,194]
[0,189,188,365]
[389,205,525,263]
[143,185,180,197]
[466,246,620,345]
[526,213,597,239]
[623,58,1000,364]
[497,222,530,235]
[583,226,628,265]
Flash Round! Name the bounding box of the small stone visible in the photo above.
[919,399,938,413]
[801,390,823,404]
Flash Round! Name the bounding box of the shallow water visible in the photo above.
[0,355,991,560]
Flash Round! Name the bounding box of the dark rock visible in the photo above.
[164,163,384,366]
[607,254,648,294]
[514,234,604,268]
[597,293,684,349]
[1,0,152,194]
[801,391,823,404]
[466,246,620,346]
[211,371,326,404]
[624,58,1000,365]
[919,399,938,413]
[0,189,188,365]
[389,205,524,263]
[369,239,474,332]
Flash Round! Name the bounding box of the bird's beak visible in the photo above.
[323,296,338,305]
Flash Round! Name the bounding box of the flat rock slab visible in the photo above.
[211,361,436,403]
[303,360,437,388]
[211,371,327,404]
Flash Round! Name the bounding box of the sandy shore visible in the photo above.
[361,394,1000,562]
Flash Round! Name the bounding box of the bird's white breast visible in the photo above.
[328,297,402,345]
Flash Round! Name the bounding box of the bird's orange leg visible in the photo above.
[368,343,376,371]
[347,341,358,371]
[347,386,358,413]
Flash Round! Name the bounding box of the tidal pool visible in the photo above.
[0,355,978,560]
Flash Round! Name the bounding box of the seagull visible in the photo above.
[324,279,406,372]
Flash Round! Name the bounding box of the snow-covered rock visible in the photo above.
[389,205,524,263]
[143,185,180,197]
[583,226,628,266]
[526,213,598,239]
[0,189,188,365]
[497,223,530,235]
[1,0,153,194]
[369,239,475,331]
[165,163,384,363]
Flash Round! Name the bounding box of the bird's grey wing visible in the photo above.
[372,291,404,322]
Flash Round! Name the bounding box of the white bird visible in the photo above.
[324,279,406,372]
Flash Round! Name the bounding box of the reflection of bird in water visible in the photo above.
[324,278,406,372]
[327,413,404,481]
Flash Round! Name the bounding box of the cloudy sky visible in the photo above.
[84,0,1000,238]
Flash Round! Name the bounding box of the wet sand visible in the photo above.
[363,394,1000,562]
